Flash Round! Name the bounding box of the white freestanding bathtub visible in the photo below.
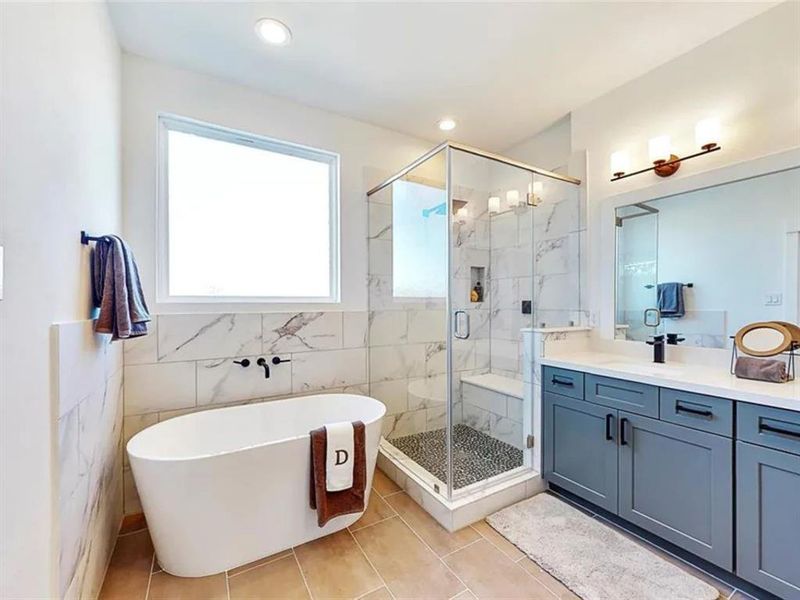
[127,393,385,577]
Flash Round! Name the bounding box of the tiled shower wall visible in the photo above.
[55,321,124,599]
[121,311,369,514]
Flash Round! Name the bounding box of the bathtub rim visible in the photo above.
[127,393,386,463]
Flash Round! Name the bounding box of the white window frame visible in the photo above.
[156,114,341,305]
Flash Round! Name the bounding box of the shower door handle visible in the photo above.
[454,310,470,339]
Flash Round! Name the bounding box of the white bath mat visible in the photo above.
[486,494,719,600]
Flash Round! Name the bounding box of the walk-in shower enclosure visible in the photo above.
[366,142,582,505]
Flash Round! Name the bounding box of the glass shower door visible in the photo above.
[367,148,452,494]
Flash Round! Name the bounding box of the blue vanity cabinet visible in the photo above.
[617,412,734,570]
[543,392,619,513]
[736,427,800,599]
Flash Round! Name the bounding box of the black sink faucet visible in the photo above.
[647,335,666,363]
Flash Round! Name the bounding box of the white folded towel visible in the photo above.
[325,421,355,492]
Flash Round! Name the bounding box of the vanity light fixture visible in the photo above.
[488,196,500,214]
[528,181,543,206]
[438,118,457,131]
[611,119,722,182]
[255,18,292,46]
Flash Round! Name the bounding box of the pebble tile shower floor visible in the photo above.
[389,424,524,489]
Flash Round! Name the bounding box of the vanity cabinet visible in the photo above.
[542,364,800,596]
[543,392,618,512]
[617,413,733,570]
[735,404,800,600]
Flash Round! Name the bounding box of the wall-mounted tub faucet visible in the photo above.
[256,357,271,378]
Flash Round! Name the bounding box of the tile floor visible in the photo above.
[99,470,757,600]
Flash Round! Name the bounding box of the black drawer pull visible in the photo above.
[675,403,713,418]
[620,417,629,446]
[760,423,800,440]
[551,376,574,387]
[605,414,614,441]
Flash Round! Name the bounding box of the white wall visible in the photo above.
[122,54,433,313]
[0,3,121,597]
[504,115,572,172]
[573,1,800,336]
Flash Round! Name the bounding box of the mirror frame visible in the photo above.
[600,146,800,345]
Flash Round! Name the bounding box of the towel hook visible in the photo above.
[80,231,104,245]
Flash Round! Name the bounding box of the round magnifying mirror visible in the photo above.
[735,322,793,357]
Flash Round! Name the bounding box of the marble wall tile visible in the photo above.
[369,310,408,346]
[425,405,447,431]
[122,323,158,366]
[368,275,394,311]
[197,355,291,405]
[490,212,519,249]
[157,313,261,362]
[368,239,392,275]
[368,202,393,240]
[291,348,367,393]
[407,309,446,343]
[262,312,342,353]
[491,416,523,449]
[383,409,427,439]
[369,379,409,416]
[343,311,369,348]
[124,361,196,415]
[490,308,523,341]
[490,278,518,310]
[122,414,158,467]
[489,339,519,374]
[462,403,491,434]
[533,195,580,241]
[534,273,580,311]
[490,246,532,279]
[462,383,507,416]
[123,467,141,514]
[369,344,426,381]
[507,396,524,422]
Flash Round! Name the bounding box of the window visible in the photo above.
[158,115,339,303]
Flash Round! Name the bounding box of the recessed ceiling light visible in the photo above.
[255,18,292,46]
[438,118,457,131]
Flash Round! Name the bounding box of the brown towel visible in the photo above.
[735,357,789,383]
[92,235,150,341]
[309,421,366,527]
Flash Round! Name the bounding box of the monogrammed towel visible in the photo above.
[309,421,366,527]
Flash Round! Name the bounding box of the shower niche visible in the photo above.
[366,142,581,528]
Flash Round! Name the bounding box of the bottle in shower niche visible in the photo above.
[471,281,483,303]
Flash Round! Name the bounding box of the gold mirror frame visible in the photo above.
[734,322,794,357]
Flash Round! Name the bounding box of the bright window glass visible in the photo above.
[161,117,338,302]
[392,180,447,298]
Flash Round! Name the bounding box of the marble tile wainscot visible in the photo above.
[55,320,125,600]
[121,311,370,514]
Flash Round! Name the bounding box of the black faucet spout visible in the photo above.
[646,335,666,363]
[256,357,271,378]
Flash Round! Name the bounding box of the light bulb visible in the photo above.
[695,118,720,150]
[532,181,543,194]
[648,136,671,164]
[488,196,500,214]
[506,189,520,207]
[438,118,456,131]
[610,151,630,177]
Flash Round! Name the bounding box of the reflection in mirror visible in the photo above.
[615,166,800,349]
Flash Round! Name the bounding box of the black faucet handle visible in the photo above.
[271,356,291,365]
[233,359,250,367]
[666,333,685,345]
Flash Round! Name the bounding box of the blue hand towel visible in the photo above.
[657,282,685,319]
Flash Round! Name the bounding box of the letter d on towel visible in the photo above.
[325,422,355,491]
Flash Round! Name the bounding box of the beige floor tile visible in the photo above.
[353,516,464,599]
[229,555,310,599]
[372,469,401,497]
[518,558,579,600]
[386,492,481,557]
[471,520,525,561]
[148,571,227,600]
[444,540,554,599]
[294,530,382,598]
[351,492,397,531]
[358,586,393,599]
[98,530,154,599]
[118,512,147,535]
[227,549,294,576]
[452,590,478,599]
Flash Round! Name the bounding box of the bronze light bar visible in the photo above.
[611,144,721,181]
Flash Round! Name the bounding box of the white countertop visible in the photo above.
[540,352,800,412]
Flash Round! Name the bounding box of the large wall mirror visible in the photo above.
[615,165,800,348]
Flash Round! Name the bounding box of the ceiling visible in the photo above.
[108,1,776,151]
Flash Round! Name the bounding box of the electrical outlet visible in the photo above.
[765,293,783,306]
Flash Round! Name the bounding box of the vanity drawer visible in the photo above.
[659,389,733,437]
[542,367,584,400]
[585,375,659,417]
[738,403,800,456]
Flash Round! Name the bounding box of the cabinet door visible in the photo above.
[543,392,618,513]
[618,413,733,570]
[736,441,800,600]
